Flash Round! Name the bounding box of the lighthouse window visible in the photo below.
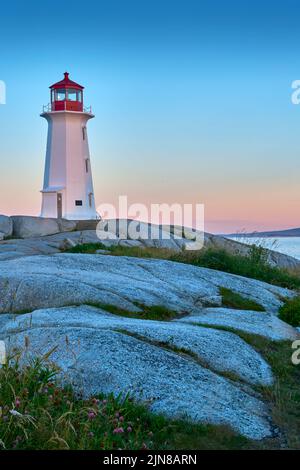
[56,89,66,101]
[89,193,93,208]
[75,200,83,206]
[85,159,89,173]
[82,127,86,140]
[67,89,78,101]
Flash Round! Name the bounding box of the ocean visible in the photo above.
[227,236,300,261]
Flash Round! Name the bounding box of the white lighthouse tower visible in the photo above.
[40,72,98,220]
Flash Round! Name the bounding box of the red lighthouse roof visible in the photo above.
[50,72,84,90]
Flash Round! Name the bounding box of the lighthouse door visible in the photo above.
[57,193,62,218]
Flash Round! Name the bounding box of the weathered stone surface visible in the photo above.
[58,237,77,251]
[12,216,59,238]
[0,306,273,440]
[57,219,77,233]
[0,230,100,261]
[118,239,144,248]
[0,215,13,238]
[0,254,292,315]
[11,216,76,239]
[1,305,273,386]
[177,307,299,341]
[74,219,99,231]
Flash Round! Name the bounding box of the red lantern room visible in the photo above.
[50,72,84,112]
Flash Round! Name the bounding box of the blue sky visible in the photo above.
[0,0,300,232]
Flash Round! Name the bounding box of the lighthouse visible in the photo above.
[40,72,98,220]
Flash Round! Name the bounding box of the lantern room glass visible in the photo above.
[67,89,82,102]
[51,89,82,103]
[55,89,66,101]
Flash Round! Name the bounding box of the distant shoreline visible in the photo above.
[222,228,300,238]
[223,235,300,261]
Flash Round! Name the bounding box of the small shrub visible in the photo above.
[248,244,268,265]
[278,297,300,327]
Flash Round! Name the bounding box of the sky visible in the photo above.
[0,0,300,233]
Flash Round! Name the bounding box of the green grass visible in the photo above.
[64,242,300,290]
[220,287,265,311]
[0,354,247,450]
[66,242,107,254]
[278,297,300,327]
[86,302,182,321]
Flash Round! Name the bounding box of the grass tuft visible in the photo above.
[278,297,300,327]
[220,287,265,311]
[86,302,182,321]
[65,242,107,254]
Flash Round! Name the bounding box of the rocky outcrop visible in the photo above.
[0,230,100,261]
[11,216,76,238]
[0,251,298,440]
[0,215,13,239]
[178,307,299,340]
[0,306,274,386]
[0,305,273,439]
[0,253,293,315]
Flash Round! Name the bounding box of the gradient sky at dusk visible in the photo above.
[0,0,300,233]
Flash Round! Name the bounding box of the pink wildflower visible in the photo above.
[88,411,96,420]
[113,427,124,434]
[15,398,21,408]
